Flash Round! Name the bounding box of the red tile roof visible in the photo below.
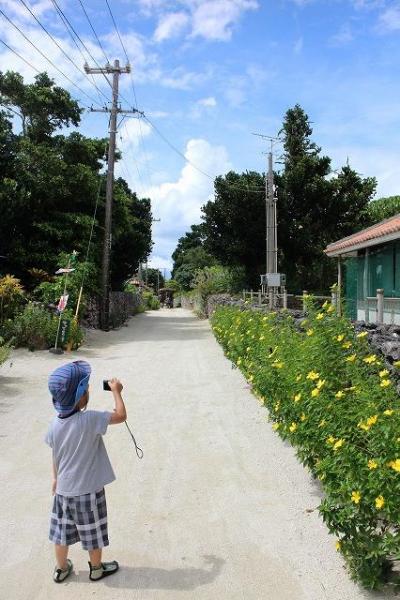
[325,213,400,256]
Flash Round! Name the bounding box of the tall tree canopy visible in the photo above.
[276,104,376,291]
[0,71,152,291]
[364,196,400,225]
[196,104,376,292]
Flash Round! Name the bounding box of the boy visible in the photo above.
[45,360,127,583]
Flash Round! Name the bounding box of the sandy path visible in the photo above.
[0,308,392,599]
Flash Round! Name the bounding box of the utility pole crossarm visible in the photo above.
[90,107,144,116]
[84,62,131,75]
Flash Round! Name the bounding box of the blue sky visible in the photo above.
[1,0,399,273]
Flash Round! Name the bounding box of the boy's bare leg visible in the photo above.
[89,548,102,567]
[55,544,69,570]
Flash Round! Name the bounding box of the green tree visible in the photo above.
[0,71,81,142]
[363,196,400,224]
[275,105,376,291]
[0,71,153,293]
[172,224,207,275]
[201,171,265,287]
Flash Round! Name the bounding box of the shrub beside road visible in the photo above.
[212,301,400,589]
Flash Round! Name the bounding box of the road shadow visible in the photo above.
[75,555,224,591]
[0,375,25,399]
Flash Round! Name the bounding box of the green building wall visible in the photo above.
[344,240,400,320]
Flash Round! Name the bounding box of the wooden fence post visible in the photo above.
[283,287,287,309]
[258,290,262,307]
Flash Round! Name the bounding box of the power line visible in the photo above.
[0,8,98,107]
[77,0,110,64]
[49,0,113,94]
[0,37,41,74]
[16,0,107,106]
[143,115,266,193]
[104,0,129,63]
[104,0,265,195]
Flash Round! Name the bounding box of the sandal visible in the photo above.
[53,558,73,583]
[89,560,119,581]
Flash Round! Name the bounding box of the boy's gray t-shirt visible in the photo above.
[45,409,116,496]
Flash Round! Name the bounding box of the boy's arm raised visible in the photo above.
[108,378,127,425]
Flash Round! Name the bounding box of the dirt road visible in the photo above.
[0,309,392,599]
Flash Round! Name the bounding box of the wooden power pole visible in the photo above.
[85,60,142,330]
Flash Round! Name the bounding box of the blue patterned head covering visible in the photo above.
[48,360,91,414]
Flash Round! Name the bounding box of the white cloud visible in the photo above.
[378,5,400,32]
[137,0,259,42]
[143,138,231,263]
[158,65,213,90]
[191,0,258,41]
[154,11,189,41]
[198,96,217,107]
[148,254,173,273]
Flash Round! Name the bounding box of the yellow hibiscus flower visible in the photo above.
[363,354,377,364]
[345,354,357,362]
[306,370,320,381]
[356,331,368,339]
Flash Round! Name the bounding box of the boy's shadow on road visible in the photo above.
[77,555,224,591]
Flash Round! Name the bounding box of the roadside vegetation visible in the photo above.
[0,71,154,352]
[212,301,400,589]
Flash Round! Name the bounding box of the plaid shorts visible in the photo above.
[49,488,109,550]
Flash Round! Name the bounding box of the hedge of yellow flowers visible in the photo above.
[211,300,400,589]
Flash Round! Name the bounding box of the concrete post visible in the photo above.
[268,289,273,310]
[242,289,246,302]
[331,290,337,309]
[258,290,262,307]
[250,290,254,303]
[283,287,287,309]
[377,288,384,324]
[303,290,308,312]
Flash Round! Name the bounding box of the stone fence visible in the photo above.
[200,293,400,390]
[83,290,142,329]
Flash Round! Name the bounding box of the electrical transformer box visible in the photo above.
[260,273,286,287]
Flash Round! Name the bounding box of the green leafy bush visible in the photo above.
[1,304,83,351]
[33,252,98,317]
[0,336,10,365]
[212,301,400,589]
[142,291,160,310]
[0,274,25,324]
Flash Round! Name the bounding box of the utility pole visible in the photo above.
[252,133,284,305]
[85,60,143,330]
[266,143,277,275]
